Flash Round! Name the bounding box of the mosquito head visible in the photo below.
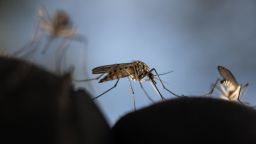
[133,61,150,79]
[53,10,72,29]
[147,72,157,85]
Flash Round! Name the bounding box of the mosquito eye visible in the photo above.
[220,80,225,84]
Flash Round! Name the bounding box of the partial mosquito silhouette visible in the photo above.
[76,61,181,110]
[208,66,249,104]
[13,6,87,72]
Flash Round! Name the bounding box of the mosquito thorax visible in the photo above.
[133,61,150,80]
[53,10,72,30]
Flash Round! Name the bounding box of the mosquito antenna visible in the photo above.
[150,68,181,97]
[153,70,173,77]
[144,70,172,83]
[144,77,169,85]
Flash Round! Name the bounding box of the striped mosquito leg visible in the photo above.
[128,78,136,110]
[138,81,154,103]
[149,79,166,100]
[150,68,181,97]
[93,79,120,100]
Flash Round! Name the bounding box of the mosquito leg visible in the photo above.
[239,83,249,100]
[21,40,44,59]
[55,38,72,73]
[14,40,37,57]
[149,79,166,101]
[215,84,229,100]
[237,83,249,105]
[138,81,154,103]
[127,78,136,110]
[41,36,54,54]
[237,98,242,104]
[205,78,220,96]
[13,20,42,57]
[93,79,120,100]
[150,68,181,97]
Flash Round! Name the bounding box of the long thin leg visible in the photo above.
[13,21,42,57]
[93,79,119,100]
[139,81,154,103]
[56,38,72,73]
[19,39,42,59]
[238,83,249,105]
[205,78,220,96]
[128,78,136,110]
[149,79,166,100]
[239,83,249,99]
[41,36,54,54]
[14,39,39,57]
[150,68,181,97]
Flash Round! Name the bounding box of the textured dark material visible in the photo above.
[112,97,256,144]
[0,57,111,144]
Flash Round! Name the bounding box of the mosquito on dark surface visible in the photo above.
[209,66,249,104]
[76,60,181,110]
[14,6,87,72]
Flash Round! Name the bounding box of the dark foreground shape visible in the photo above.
[0,57,111,144]
[112,97,256,143]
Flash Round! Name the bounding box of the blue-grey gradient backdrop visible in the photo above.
[1,0,256,125]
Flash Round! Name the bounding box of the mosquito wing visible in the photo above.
[92,62,133,74]
[217,66,239,87]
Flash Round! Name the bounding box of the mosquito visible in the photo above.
[13,6,87,72]
[209,66,249,104]
[76,61,181,110]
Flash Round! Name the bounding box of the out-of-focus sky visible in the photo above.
[1,0,256,125]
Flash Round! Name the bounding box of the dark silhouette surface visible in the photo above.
[112,97,256,143]
[1,57,256,144]
[0,57,111,144]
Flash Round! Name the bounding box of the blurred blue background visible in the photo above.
[0,0,256,125]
